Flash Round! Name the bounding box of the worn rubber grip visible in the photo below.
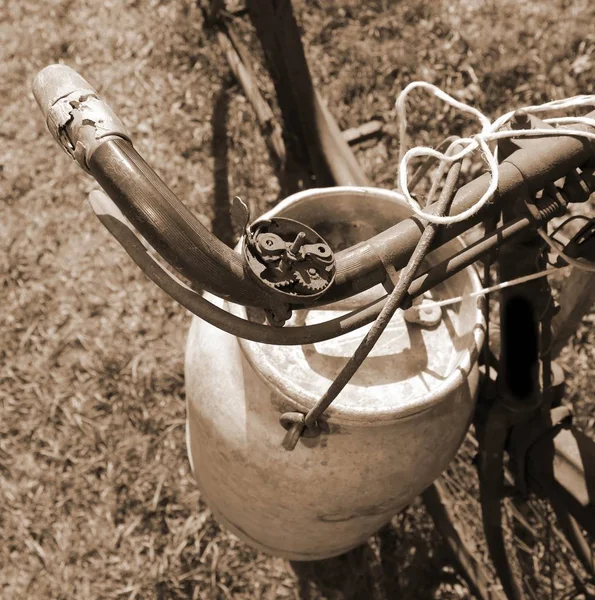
[33,64,96,120]
[32,64,130,172]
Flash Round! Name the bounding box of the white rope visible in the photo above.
[394,82,595,225]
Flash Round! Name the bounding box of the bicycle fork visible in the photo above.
[477,116,566,600]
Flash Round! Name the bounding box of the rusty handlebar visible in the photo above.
[33,65,595,318]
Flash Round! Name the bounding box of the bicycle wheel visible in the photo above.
[425,425,595,600]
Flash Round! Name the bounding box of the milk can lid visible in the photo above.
[235,187,485,424]
[237,284,482,424]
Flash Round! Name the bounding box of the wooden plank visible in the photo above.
[215,27,286,168]
[342,120,384,145]
[313,90,370,186]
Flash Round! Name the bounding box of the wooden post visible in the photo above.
[215,27,286,168]
[245,0,369,188]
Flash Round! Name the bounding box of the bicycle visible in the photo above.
[32,39,595,600]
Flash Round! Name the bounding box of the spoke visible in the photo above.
[433,428,595,599]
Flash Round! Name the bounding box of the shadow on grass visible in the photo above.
[289,507,466,600]
[211,77,236,248]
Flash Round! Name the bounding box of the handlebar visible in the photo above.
[33,64,273,306]
[33,65,595,320]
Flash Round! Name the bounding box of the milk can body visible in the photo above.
[185,187,485,560]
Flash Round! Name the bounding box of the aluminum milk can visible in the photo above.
[185,186,485,560]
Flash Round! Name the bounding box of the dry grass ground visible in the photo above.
[1,0,594,598]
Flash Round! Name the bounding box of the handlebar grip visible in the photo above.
[33,65,272,306]
[32,64,130,172]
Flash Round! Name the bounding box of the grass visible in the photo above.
[1,0,594,598]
